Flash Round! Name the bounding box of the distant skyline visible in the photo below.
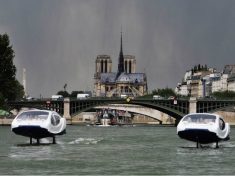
[1,0,235,97]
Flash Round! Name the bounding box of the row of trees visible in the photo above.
[139,88,176,99]
[191,64,208,73]
[152,88,176,98]
[0,34,24,109]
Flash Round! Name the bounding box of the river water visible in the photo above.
[0,125,235,175]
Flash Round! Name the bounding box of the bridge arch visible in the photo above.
[70,99,186,124]
[127,101,184,124]
[94,104,169,123]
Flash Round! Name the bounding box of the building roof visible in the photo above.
[100,72,146,84]
[116,72,146,83]
[228,73,235,82]
[223,65,235,74]
[100,73,117,83]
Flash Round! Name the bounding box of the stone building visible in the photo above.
[228,73,235,92]
[176,67,217,98]
[176,65,235,98]
[212,65,235,93]
[94,33,148,97]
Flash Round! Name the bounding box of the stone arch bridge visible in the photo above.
[7,97,235,124]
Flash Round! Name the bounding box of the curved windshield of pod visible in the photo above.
[17,111,49,121]
[183,114,216,124]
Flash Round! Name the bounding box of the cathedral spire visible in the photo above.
[118,30,124,74]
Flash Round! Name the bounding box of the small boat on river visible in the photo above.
[11,110,66,144]
[177,113,230,148]
[97,112,111,127]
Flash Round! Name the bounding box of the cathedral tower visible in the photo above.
[95,55,112,74]
[124,55,136,73]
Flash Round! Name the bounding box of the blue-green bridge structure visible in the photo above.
[7,97,235,124]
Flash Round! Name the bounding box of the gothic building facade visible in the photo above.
[94,34,148,97]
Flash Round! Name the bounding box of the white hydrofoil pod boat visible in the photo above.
[11,110,66,144]
[177,113,230,148]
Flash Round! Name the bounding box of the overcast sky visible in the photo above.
[1,0,235,97]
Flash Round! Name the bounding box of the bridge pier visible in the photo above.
[63,98,71,123]
[189,97,197,114]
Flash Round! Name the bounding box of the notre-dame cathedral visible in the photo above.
[94,33,148,97]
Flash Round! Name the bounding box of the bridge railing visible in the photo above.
[69,98,126,115]
[132,99,190,115]
[197,100,235,113]
[7,99,64,115]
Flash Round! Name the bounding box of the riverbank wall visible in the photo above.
[214,111,235,125]
[0,118,13,126]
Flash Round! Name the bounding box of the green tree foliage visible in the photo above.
[192,64,208,73]
[152,88,176,98]
[0,92,4,108]
[56,90,86,98]
[57,90,70,97]
[0,33,24,109]
[197,64,201,70]
[138,88,176,99]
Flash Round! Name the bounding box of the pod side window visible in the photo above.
[51,114,60,126]
[219,118,225,130]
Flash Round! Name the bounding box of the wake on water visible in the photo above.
[14,137,103,146]
[68,137,103,145]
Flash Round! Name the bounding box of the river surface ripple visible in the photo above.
[0,125,235,175]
